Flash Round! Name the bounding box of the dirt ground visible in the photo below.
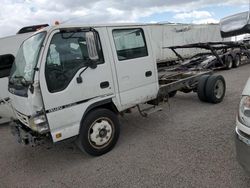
[1,65,250,187]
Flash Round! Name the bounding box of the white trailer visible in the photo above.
[0,24,48,124]
[149,23,228,63]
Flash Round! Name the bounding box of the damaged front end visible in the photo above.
[10,111,51,146]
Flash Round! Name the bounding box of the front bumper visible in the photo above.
[10,120,48,146]
[235,126,250,174]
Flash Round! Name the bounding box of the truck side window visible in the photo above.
[0,54,15,78]
[112,28,148,61]
[45,31,104,93]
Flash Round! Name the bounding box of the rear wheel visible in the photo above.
[225,55,233,70]
[233,54,241,68]
[197,75,210,102]
[205,75,226,104]
[77,108,120,156]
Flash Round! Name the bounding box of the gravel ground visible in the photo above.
[1,65,250,188]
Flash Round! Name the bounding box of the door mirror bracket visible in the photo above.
[87,60,97,69]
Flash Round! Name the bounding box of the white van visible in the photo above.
[0,24,48,124]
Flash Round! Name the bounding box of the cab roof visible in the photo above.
[38,22,219,33]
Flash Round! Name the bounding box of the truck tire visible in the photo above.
[197,75,210,102]
[225,55,233,70]
[205,75,226,104]
[233,54,241,68]
[76,108,120,156]
[168,90,177,98]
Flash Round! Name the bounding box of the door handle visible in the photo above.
[100,81,110,89]
[145,71,152,77]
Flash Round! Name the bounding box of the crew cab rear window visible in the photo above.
[112,28,148,61]
[0,54,15,78]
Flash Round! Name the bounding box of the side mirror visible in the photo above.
[86,31,99,69]
[76,31,99,84]
[220,11,250,38]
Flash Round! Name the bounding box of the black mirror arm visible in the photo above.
[76,66,89,84]
[76,59,98,84]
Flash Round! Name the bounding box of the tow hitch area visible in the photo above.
[10,120,42,146]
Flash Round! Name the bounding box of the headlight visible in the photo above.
[239,96,250,127]
[29,113,49,134]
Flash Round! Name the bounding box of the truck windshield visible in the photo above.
[9,32,46,84]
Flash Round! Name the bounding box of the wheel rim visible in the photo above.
[88,117,114,149]
[214,80,224,99]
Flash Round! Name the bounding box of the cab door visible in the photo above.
[39,28,115,140]
[108,27,158,108]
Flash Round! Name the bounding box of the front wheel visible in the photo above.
[76,108,120,156]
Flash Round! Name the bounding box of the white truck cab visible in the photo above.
[9,24,159,155]
[9,24,226,156]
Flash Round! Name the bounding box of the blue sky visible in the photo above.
[0,0,249,37]
[139,2,249,24]
[139,5,248,23]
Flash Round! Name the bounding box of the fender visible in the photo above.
[79,98,118,132]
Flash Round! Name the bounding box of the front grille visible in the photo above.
[15,110,30,127]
